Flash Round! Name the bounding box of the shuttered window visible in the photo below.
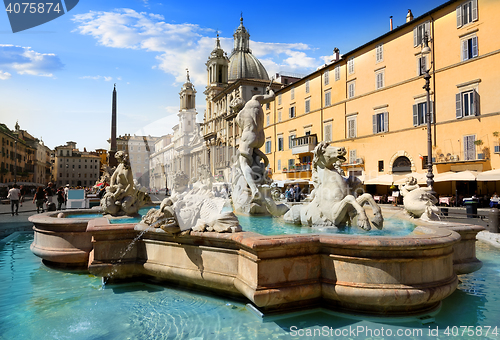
[413,21,431,47]
[373,112,389,134]
[457,0,478,28]
[456,90,479,118]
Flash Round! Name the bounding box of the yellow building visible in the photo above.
[265,0,500,197]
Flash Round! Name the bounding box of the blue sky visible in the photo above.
[1,0,445,152]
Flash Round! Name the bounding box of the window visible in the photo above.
[278,110,282,122]
[413,21,431,47]
[288,133,296,149]
[334,65,340,81]
[324,123,332,142]
[305,98,310,113]
[289,106,296,119]
[278,94,282,105]
[291,87,295,100]
[417,55,427,76]
[348,57,354,74]
[378,160,384,172]
[305,80,310,93]
[375,70,384,90]
[278,136,284,151]
[324,90,331,107]
[266,114,270,126]
[349,149,357,164]
[324,70,329,85]
[277,159,281,171]
[461,35,478,61]
[376,44,383,63]
[348,81,355,98]
[373,112,389,134]
[412,101,434,126]
[266,103,270,110]
[347,116,357,138]
[456,90,479,118]
[457,0,478,28]
[464,135,476,160]
[265,139,271,154]
[288,159,295,170]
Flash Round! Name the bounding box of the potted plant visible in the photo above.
[474,140,485,159]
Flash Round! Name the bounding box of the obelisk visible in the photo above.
[108,83,118,167]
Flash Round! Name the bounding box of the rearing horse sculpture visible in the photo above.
[284,142,383,230]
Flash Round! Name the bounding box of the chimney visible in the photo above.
[406,9,414,23]
[390,16,393,31]
[332,47,340,62]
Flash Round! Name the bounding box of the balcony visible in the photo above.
[433,153,489,164]
[291,134,317,155]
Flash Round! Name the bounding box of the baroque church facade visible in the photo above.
[202,17,281,182]
[149,71,207,191]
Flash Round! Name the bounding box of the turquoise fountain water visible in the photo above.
[1,232,500,339]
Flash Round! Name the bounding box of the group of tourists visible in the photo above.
[284,184,302,202]
[7,182,70,215]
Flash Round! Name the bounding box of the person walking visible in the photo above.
[7,184,21,216]
[285,185,294,202]
[56,187,65,210]
[33,186,46,213]
[19,184,26,207]
[44,182,54,206]
[293,184,302,203]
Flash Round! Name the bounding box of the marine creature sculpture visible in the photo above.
[100,151,150,216]
[399,176,439,220]
[284,142,383,230]
[140,170,241,234]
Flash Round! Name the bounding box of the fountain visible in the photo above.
[28,97,484,318]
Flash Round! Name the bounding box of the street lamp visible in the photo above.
[421,32,434,190]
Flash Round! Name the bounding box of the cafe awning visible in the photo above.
[433,170,479,182]
[477,169,500,181]
[364,173,408,185]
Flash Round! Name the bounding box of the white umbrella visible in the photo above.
[393,172,428,185]
[364,173,407,185]
[477,169,500,181]
[434,170,478,182]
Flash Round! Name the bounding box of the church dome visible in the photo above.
[228,17,269,81]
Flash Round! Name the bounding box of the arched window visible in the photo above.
[392,156,411,173]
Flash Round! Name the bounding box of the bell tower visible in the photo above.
[178,69,197,135]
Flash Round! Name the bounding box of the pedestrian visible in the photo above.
[33,186,46,213]
[19,184,26,207]
[294,184,302,202]
[285,185,294,202]
[7,184,21,216]
[64,184,70,206]
[56,187,65,210]
[44,182,54,207]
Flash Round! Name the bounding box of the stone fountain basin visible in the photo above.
[29,208,484,316]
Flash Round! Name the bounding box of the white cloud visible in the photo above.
[79,75,113,81]
[72,9,322,87]
[0,70,11,80]
[0,44,63,77]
